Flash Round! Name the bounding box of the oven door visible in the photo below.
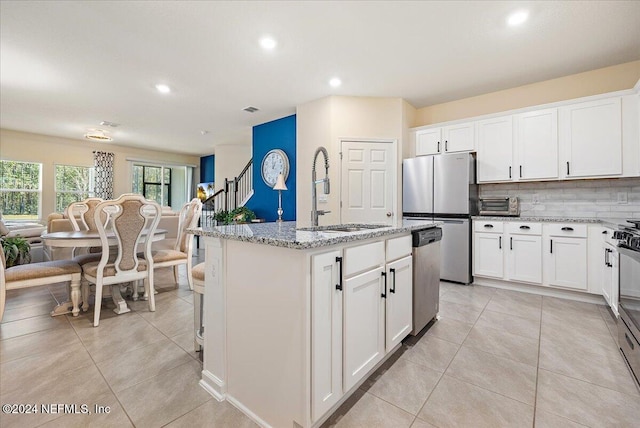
[618,246,640,324]
[618,246,640,390]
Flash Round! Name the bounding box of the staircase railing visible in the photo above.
[200,158,253,227]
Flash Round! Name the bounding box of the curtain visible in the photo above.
[93,151,114,199]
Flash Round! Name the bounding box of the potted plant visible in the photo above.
[1,236,32,267]
[213,207,256,225]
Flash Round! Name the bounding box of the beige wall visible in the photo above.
[296,96,408,227]
[414,60,640,126]
[0,129,200,219]
[213,144,252,192]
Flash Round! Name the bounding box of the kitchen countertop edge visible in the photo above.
[188,220,442,250]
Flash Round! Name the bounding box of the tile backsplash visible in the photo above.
[479,177,640,219]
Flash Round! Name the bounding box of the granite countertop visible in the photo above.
[188,220,441,250]
[472,216,635,229]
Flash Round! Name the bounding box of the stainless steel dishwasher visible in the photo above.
[410,227,442,335]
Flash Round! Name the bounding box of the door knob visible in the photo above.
[386,212,392,217]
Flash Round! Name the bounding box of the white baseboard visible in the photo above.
[226,394,273,428]
[199,369,225,402]
[473,277,606,305]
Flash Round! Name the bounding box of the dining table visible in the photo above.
[41,228,167,317]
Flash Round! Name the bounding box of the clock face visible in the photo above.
[261,149,289,187]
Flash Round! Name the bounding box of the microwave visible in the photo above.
[479,197,520,216]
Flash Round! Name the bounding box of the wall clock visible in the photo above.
[261,149,290,187]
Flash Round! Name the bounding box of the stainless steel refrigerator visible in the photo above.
[403,152,478,284]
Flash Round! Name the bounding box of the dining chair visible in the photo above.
[145,198,202,290]
[66,197,105,233]
[192,262,205,352]
[81,194,161,326]
[0,245,82,321]
[65,198,106,311]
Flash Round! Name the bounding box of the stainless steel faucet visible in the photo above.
[311,146,331,226]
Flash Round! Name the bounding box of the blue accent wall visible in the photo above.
[200,155,215,183]
[246,115,296,222]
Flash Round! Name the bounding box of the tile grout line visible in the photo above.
[411,286,496,424]
[531,294,544,428]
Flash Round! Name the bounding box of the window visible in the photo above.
[55,164,94,212]
[132,165,171,206]
[0,160,42,220]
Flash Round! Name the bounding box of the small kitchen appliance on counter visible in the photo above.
[613,219,640,390]
[478,196,520,216]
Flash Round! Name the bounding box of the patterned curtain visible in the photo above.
[93,151,114,199]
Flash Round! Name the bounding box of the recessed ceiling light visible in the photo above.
[200,130,210,135]
[507,10,529,27]
[329,77,342,88]
[155,83,171,94]
[100,120,119,127]
[259,37,277,50]
[84,129,112,142]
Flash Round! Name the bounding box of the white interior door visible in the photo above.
[341,140,395,225]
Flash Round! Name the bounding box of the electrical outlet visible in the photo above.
[617,192,628,204]
[318,194,328,203]
[532,194,540,205]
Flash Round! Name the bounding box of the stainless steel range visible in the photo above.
[613,219,640,390]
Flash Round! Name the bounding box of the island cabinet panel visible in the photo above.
[311,250,343,421]
[343,266,386,391]
[385,255,413,352]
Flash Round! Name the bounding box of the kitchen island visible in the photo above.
[189,220,440,428]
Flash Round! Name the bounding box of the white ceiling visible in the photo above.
[1,1,639,156]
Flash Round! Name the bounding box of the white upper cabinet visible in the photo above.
[515,108,559,180]
[442,123,475,153]
[415,122,475,156]
[560,97,622,178]
[477,116,514,182]
[415,128,442,156]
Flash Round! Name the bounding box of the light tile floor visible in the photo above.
[2,259,639,427]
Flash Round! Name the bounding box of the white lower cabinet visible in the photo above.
[310,250,343,420]
[543,224,588,291]
[602,242,619,316]
[474,220,595,294]
[474,232,504,278]
[343,267,385,391]
[508,234,542,284]
[385,255,413,352]
[311,234,414,422]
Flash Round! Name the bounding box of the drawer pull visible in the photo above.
[550,239,553,254]
[499,236,502,249]
[510,237,513,250]
[561,227,574,232]
[519,225,530,230]
[602,230,608,234]
[484,224,494,228]
[625,333,635,350]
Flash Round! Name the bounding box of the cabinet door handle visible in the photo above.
[499,236,502,249]
[519,165,522,178]
[519,225,530,230]
[437,141,441,153]
[509,166,512,179]
[510,237,513,250]
[605,249,611,267]
[484,224,494,228]
[550,239,553,254]
[445,140,448,152]
[602,230,608,234]
[381,271,387,298]
[335,256,343,291]
[561,227,574,232]
[626,333,635,350]
[390,268,396,293]
[566,161,570,175]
